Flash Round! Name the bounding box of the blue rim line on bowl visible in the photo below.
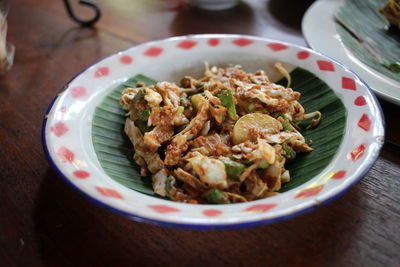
[41,34,385,229]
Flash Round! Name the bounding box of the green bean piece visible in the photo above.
[282,118,295,131]
[131,107,150,121]
[130,89,148,121]
[203,188,230,204]
[243,159,269,169]
[282,143,296,160]
[131,89,146,106]
[135,120,154,134]
[258,159,270,169]
[274,112,294,132]
[140,108,151,120]
[177,106,184,114]
[222,159,245,179]
[383,62,400,73]
[217,90,239,120]
[272,112,284,118]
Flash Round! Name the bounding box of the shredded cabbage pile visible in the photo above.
[120,64,321,204]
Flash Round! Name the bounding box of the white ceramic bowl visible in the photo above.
[42,34,384,229]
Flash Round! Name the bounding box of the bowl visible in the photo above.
[42,34,384,229]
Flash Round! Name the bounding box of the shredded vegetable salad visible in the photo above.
[119,64,321,204]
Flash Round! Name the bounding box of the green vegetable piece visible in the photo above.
[282,118,295,132]
[244,159,269,169]
[217,90,239,120]
[272,112,284,118]
[383,62,400,73]
[177,106,184,114]
[130,89,148,120]
[275,113,294,132]
[273,112,294,131]
[135,120,154,134]
[222,159,245,179]
[131,89,146,106]
[203,188,229,204]
[258,159,270,169]
[282,143,296,160]
[140,108,151,120]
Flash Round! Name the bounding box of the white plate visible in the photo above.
[302,0,400,105]
[42,34,384,229]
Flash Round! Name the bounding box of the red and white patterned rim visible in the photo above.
[42,34,384,229]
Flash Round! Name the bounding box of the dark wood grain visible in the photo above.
[1,0,399,266]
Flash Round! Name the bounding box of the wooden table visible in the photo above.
[1,0,399,266]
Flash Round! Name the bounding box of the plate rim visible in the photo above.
[42,33,385,229]
[302,0,400,105]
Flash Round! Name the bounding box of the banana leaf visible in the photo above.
[92,75,157,195]
[276,68,346,192]
[336,0,400,82]
[92,68,346,196]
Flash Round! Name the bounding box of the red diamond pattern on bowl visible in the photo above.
[95,187,123,199]
[358,114,371,131]
[51,122,68,137]
[342,77,357,90]
[177,40,197,50]
[148,205,181,213]
[94,67,110,78]
[208,38,219,46]
[73,170,90,179]
[120,55,133,64]
[232,38,253,47]
[317,60,335,71]
[331,170,346,179]
[244,204,277,212]
[267,43,288,51]
[297,51,310,60]
[203,209,222,217]
[70,86,87,98]
[295,185,324,198]
[57,147,74,163]
[144,47,163,57]
[350,144,366,161]
[354,96,367,106]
